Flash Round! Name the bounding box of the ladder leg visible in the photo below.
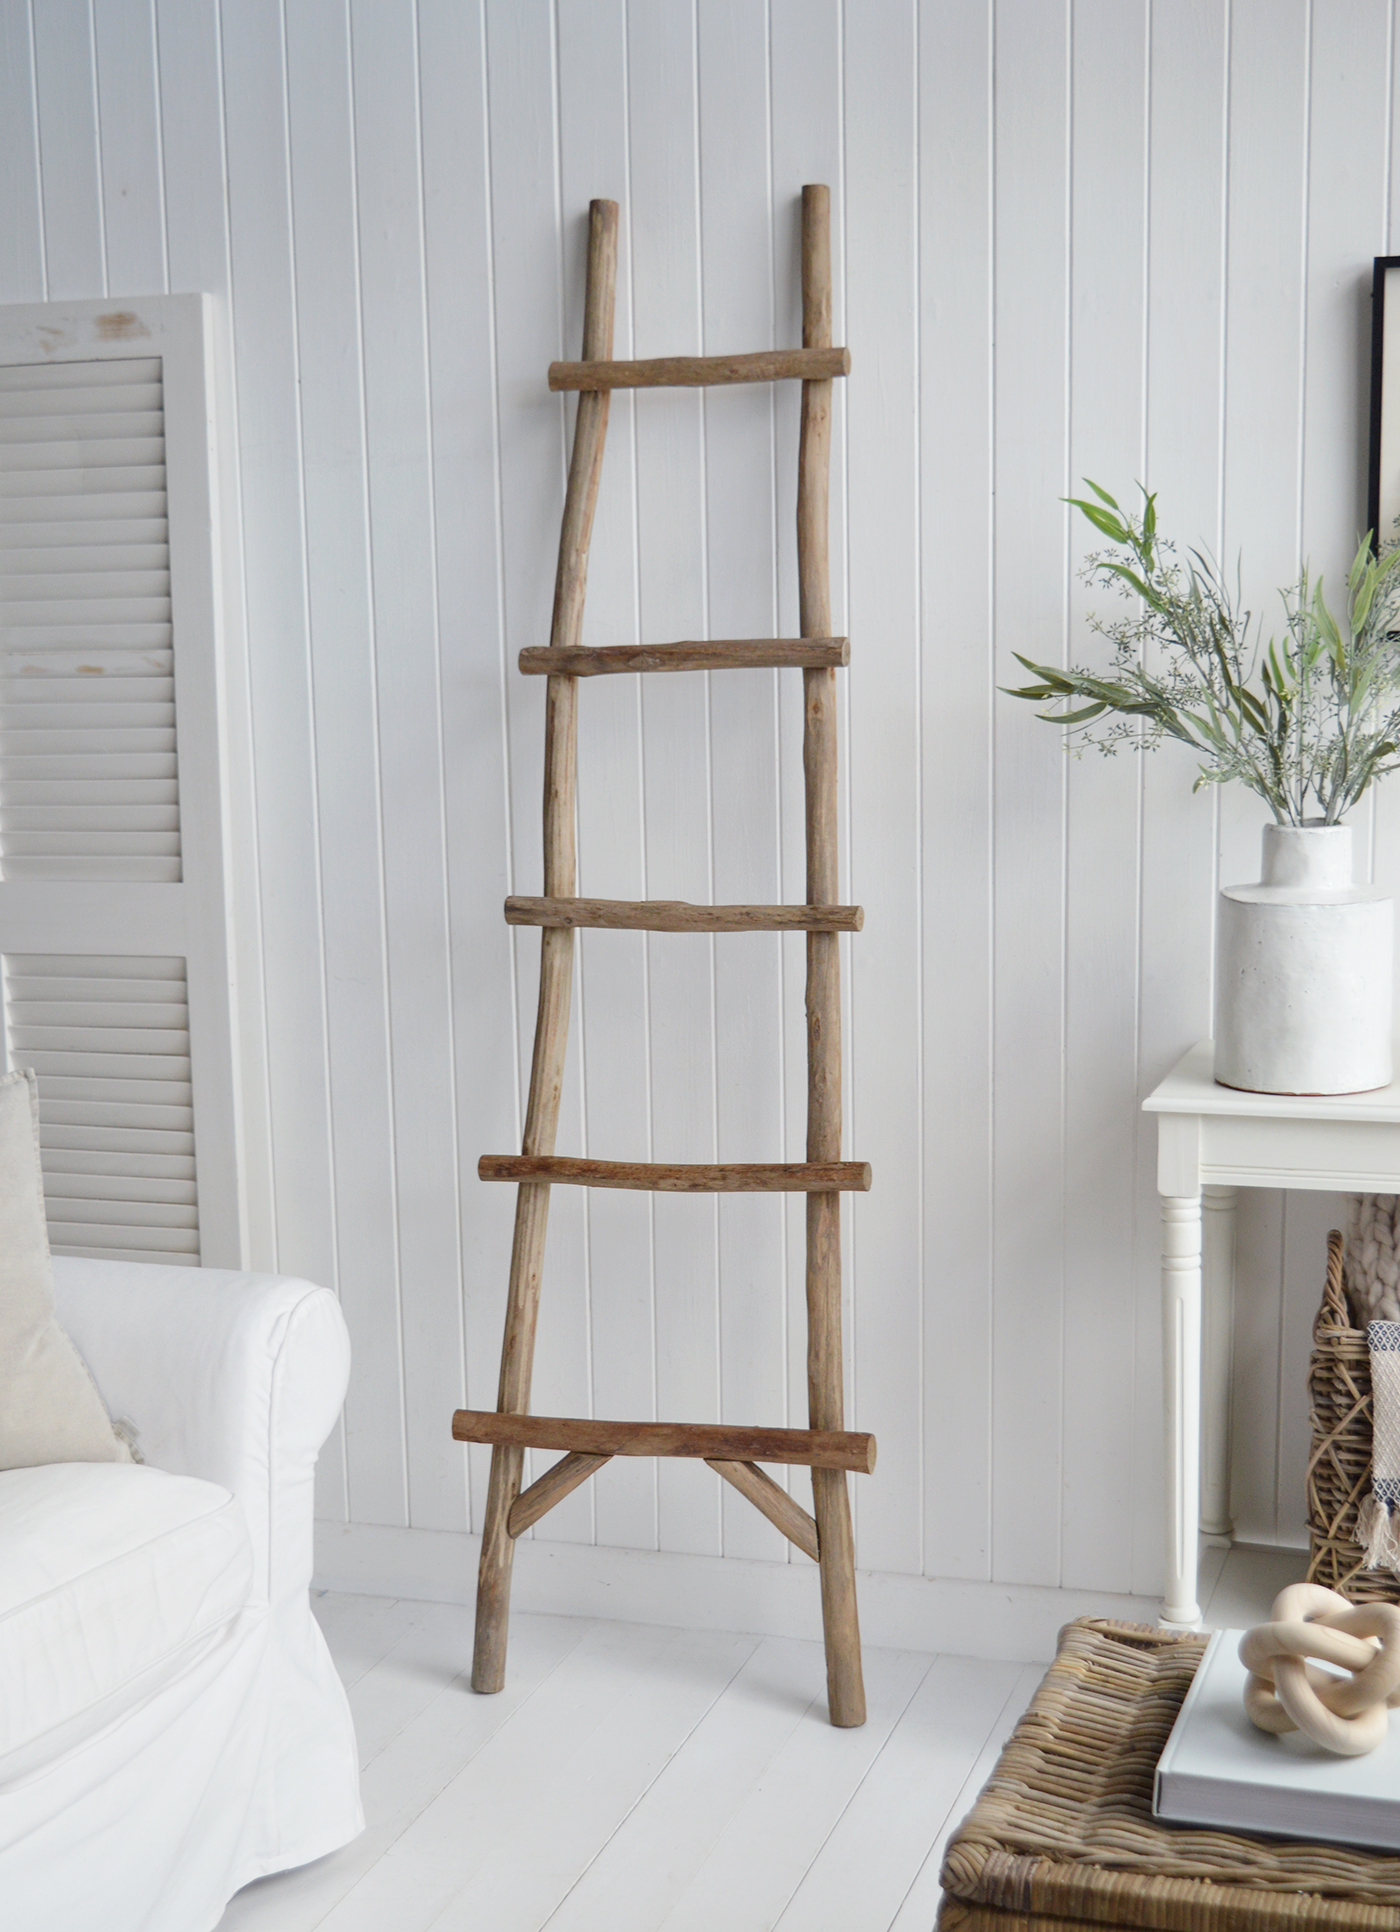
[472,198,618,1694]
[799,182,865,1728]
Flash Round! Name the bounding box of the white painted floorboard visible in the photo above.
[219,1547,1299,1932]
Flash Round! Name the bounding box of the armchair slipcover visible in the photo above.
[0,1259,362,1932]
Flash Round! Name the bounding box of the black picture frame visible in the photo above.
[1369,255,1400,551]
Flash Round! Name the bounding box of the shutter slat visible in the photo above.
[0,385,163,417]
[20,1050,191,1079]
[0,468,166,499]
[29,1077,192,1110]
[50,1245,199,1264]
[0,704,173,728]
[0,727,174,751]
[0,597,171,623]
[1,754,178,777]
[41,1148,195,1178]
[0,682,174,706]
[1,810,179,834]
[7,977,185,1002]
[12,1024,189,1051]
[0,437,164,471]
[0,360,161,392]
[48,1221,199,1248]
[0,522,168,548]
[41,1124,194,1154]
[0,569,169,597]
[1,856,179,881]
[1,544,168,569]
[43,1173,197,1205]
[0,412,163,443]
[1,626,172,648]
[1,780,178,804]
[0,492,167,521]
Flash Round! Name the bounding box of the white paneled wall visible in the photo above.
[3,0,1392,1623]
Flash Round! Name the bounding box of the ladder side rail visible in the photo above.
[799,183,866,1728]
[473,197,620,1696]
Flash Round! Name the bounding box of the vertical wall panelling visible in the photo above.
[31,0,105,300]
[92,0,166,297]
[990,0,1070,1588]
[282,0,403,1529]
[697,0,788,1566]
[417,0,516,1536]
[0,0,45,303]
[348,0,466,1533]
[218,1,341,1347]
[844,0,924,1578]
[557,0,656,1556]
[626,0,723,1562]
[918,0,994,1585]
[1060,0,1147,1597]
[482,0,594,1533]
[1218,0,1310,1542]
[21,0,1396,1619]
[1132,0,1228,1595]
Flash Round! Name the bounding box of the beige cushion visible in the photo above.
[0,1069,130,1468]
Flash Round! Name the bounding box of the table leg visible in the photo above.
[1161,1192,1203,1626]
[1200,1185,1237,1539]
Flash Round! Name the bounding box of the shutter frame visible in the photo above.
[0,297,247,1267]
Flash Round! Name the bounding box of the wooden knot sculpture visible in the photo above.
[1239,1583,1400,1756]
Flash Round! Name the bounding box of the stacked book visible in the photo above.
[1155,1630,1400,1851]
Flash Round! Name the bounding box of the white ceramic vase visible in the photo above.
[1214,823,1394,1095]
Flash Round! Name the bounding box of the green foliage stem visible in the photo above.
[1004,484,1400,825]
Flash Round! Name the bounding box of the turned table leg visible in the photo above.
[1200,1185,1237,1540]
[1161,1192,1203,1627]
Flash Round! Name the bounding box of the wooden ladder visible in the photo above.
[454,185,872,1727]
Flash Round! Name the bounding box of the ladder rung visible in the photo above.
[452,1409,877,1474]
[549,346,850,392]
[478,1155,871,1193]
[518,638,849,676]
[505,897,862,934]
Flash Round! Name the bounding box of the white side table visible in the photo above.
[1144,1041,1400,1625]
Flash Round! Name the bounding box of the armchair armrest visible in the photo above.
[51,1257,350,1610]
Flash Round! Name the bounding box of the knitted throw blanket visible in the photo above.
[1346,1197,1400,1571]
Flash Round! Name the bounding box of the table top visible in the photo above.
[1144,1041,1400,1124]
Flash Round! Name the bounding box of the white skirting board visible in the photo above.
[313,1521,1167,1665]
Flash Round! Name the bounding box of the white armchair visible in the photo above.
[0,1258,362,1932]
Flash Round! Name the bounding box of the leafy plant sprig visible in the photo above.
[1004,483,1400,825]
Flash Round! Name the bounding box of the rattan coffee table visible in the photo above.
[937,1619,1400,1932]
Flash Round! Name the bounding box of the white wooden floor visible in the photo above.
[216,1546,1303,1932]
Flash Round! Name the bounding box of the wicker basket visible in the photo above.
[1306,1228,1400,1604]
[937,1618,1400,1932]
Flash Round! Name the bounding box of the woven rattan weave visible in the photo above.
[937,1619,1400,1932]
[1307,1230,1400,1605]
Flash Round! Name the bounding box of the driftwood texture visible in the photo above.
[468,186,869,1727]
[519,638,849,675]
[478,1155,870,1193]
[549,346,849,390]
[454,1409,876,1474]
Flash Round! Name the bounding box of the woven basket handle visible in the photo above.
[1316,1228,1353,1338]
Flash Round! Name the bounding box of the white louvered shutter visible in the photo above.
[0,298,245,1267]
